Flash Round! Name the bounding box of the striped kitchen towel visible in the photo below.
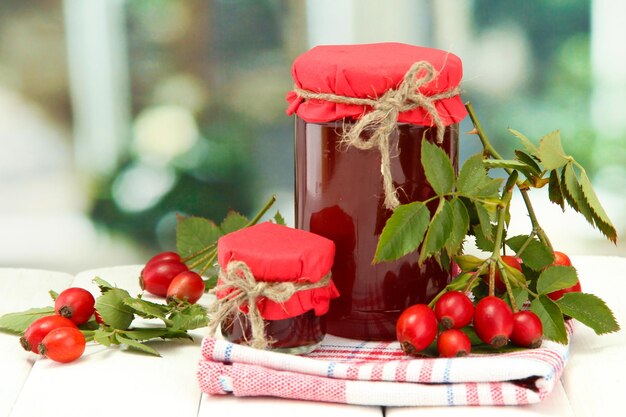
[197,321,573,406]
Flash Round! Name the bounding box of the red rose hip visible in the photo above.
[437,329,472,357]
[510,311,543,348]
[55,287,96,325]
[140,260,188,297]
[20,315,78,354]
[166,271,205,304]
[434,291,474,329]
[38,327,86,363]
[473,296,514,348]
[145,251,182,268]
[396,304,438,355]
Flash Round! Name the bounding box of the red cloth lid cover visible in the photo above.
[216,222,339,320]
[286,42,466,126]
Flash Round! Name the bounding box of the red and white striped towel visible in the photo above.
[197,322,573,406]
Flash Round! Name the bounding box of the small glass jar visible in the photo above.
[216,222,338,354]
[287,43,466,340]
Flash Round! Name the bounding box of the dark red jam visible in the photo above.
[295,117,459,340]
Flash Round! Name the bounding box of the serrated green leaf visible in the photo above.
[445,272,476,292]
[204,275,218,291]
[475,202,493,240]
[537,266,579,295]
[457,154,488,195]
[169,304,209,330]
[273,211,286,226]
[95,289,134,330]
[530,295,568,344]
[514,150,542,176]
[579,170,618,243]
[537,131,568,170]
[93,328,115,346]
[93,277,115,293]
[499,260,527,288]
[472,224,495,252]
[373,201,430,263]
[506,235,555,271]
[445,198,469,255]
[421,140,454,195]
[220,210,249,235]
[419,199,453,265]
[557,292,620,335]
[548,170,565,210]
[176,216,222,259]
[508,128,538,156]
[0,307,55,334]
[483,159,532,174]
[115,334,161,356]
[474,178,503,198]
[454,254,485,272]
[562,163,594,224]
[123,298,168,320]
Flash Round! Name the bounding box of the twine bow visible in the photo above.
[207,260,332,350]
[293,61,461,210]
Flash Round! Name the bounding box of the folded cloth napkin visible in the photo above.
[197,321,573,407]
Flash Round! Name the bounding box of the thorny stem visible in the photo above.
[465,102,554,252]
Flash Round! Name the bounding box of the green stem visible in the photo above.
[198,249,218,277]
[465,101,554,252]
[462,261,490,294]
[188,249,215,270]
[514,232,536,258]
[246,195,277,227]
[498,261,519,313]
[181,244,215,263]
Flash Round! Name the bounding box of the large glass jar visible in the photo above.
[287,43,467,340]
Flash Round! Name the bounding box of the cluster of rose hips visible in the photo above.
[20,287,95,363]
[139,251,205,304]
[396,251,579,357]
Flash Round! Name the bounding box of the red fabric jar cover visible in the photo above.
[216,222,339,321]
[286,42,466,126]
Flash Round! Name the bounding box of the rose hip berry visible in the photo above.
[20,315,78,354]
[547,251,582,300]
[434,291,474,329]
[140,260,188,297]
[145,251,182,269]
[38,326,86,363]
[166,271,205,304]
[396,304,438,355]
[437,329,472,357]
[473,296,514,348]
[552,251,572,267]
[510,311,543,348]
[55,287,96,325]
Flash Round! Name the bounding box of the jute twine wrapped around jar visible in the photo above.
[207,260,332,349]
[293,61,461,211]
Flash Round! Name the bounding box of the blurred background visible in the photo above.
[1,0,624,273]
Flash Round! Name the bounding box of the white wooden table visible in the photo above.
[1,256,625,417]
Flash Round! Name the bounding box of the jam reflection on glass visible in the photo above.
[220,310,325,351]
[295,117,459,340]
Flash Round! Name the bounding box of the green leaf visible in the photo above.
[474,178,503,198]
[561,163,594,224]
[0,307,55,334]
[514,150,542,176]
[530,295,568,344]
[421,140,454,195]
[457,154,488,195]
[93,277,115,293]
[537,266,579,295]
[93,328,115,346]
[273,211,286,226]
[506,235,555,271]
[472,224,495,252]
[373,201,430,263]
[419,199,453,265]
[169,304,209,330]
[445,272,476,292]
[548,170,565,210]
[475,202,493,240]
[203,275,218,291]
[483,159,532,174]
[508,128,538,156]
[115,334,161,356]
[95,288,134,330]
[48,290,59,301]
[537,131,568,170]
[557,292,620,335]
[579,170,618,243]
[220,210,249,235]
[461,325,483,346]
[123,298,168,320]
[176,216,222,259]
[445,198,469,255]
[499,260,527,288]
[124,328,192,341]
[454,255,484,272]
